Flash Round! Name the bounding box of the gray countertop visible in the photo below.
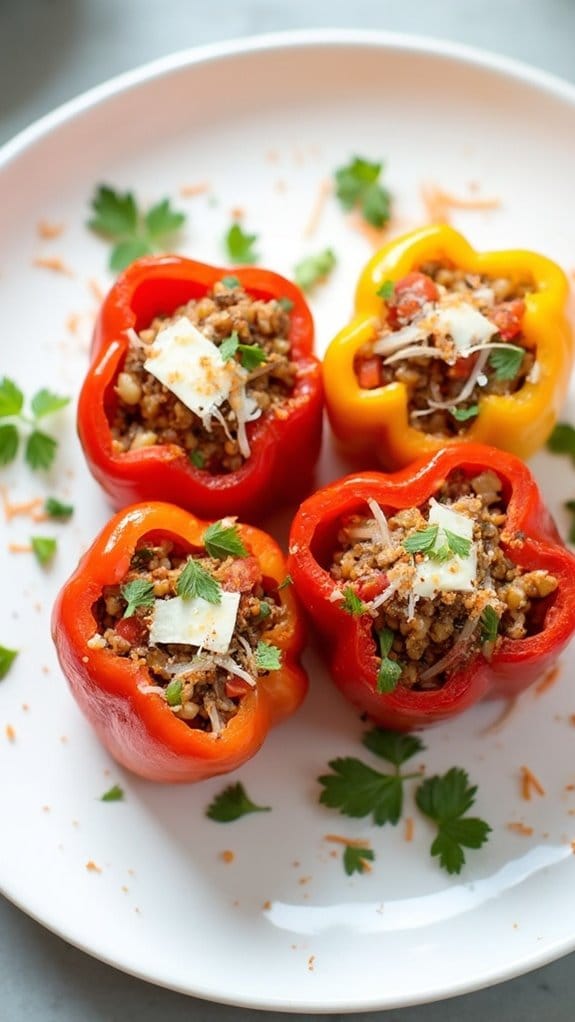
[1,1,574,1019]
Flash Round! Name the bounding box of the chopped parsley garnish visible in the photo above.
[219,331,267,370]
[130,547,154,569]
[376,279,395,301]
[415,767,491,875]
[444,529,472,558]
[341,586,368,616]
[165,679,183,706]
[376,628,403,693]
[258,600,271,620]
[488,344,524,381]
[220,275,240,288]
[565,499,575,544]
[206,782,271,822]
[177,558,221,604]
[189,449,205,469]
[121,579,155,618]
[203,520,248,559]
[0,378,70,471]
[451,404,479,422]
[278,574,293,590]
[0,646,18,680]
[100,784,124,802]
[278,297,294,312]
[343,845,375,876]
[255,641,282,672]
[403,524,439,555]
[480,604,500,645]
[31,536,57,566]
[88,185,186,272]
[44,497,74,520]
[547,422,575,462]
[318,728,423,827]
[224,222,259,264]
[294,248,337,292]
[334,156,392,228]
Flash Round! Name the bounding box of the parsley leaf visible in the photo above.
[451,404,479,423]
[206,782,271,822]
[278,575,293,590]
[225,223,259,264]
[30,390,70,419]
[415,767,491,874]
[343,845,375,876]
[237,344,267,371]
[444,529,472,558]
[565,499,575,544]
[376,279,395,301]
[376,627,402,693]
[334,156,392,228]
[255,641,282,672]
[488,345,524,381]
[203,520,248,559]
[219,331,239,362]
[294,248,337,292]
[177,559,221,604]
[121,579,155,618]
[403,524,439,555]
[0,646,19,680]
[100,784,124,802]
[189,449,205,469]
[88,185,186,272]
[0,378,24,417]
[341,586,368,616]
[31,536,57,566]
[165,678,183,706]
[258,600,271,620]
[547,422,575,462]
[220,275,240,288]
[318,757,403,826]
[362,728,425,767]
[44,497,74,520]
[278,297,294,312]
[25,431,57,470]
[480,605,500,645]
[0,424,19,465]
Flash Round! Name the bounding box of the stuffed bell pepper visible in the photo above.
[324,225,572,468]
[288,445,575,730]
[77,256,323,520]
[52,503,307,781]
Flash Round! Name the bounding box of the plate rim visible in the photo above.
[2,28,575,1012]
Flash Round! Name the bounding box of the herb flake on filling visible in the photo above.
[111,281,297,474]
[91,538,285,734]
[330,470,557,690]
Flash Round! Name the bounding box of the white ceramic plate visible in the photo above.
[1,30,575,1013]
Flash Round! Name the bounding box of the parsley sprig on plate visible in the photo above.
[206,782,271,822]
[294,248,337,292]
[0,378,70,470]
[88,185,186,272]
[224,223,259,264]
[334,156,392,228]
[415,768,492,874]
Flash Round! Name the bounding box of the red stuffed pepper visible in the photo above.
[288,445,575,730]
[52,503,307,781]
[77,256,323,520]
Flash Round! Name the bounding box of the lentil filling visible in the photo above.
[354,262,535,436]
[330,470,557,691]
[90,539,286,734]
[111,280,297,473]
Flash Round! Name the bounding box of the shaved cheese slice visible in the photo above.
[413,499,477,598]
[144,316,236,418]
[149,592,240,654]
[429,302,497,353]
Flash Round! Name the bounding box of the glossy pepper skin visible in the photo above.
[77,256,323,520]
[323,224,572,469]
[288,444,575,731]
[52,503,308,782]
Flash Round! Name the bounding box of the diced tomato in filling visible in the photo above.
[225,677,253,699]
[115,616,148,644]
[355,573,389,602]
[489,299,525,341]
[220,555,262,593]
[357,356,383,390]
[387,272,440,328]
[447,352,479,379]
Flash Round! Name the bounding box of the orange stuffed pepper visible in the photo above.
[323,225,572,469]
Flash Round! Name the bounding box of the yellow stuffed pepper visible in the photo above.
[323,224,572,468]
